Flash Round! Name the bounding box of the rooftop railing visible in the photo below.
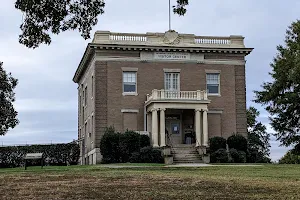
[93,31,245,48]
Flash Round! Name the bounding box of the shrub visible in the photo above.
[247,149,271,163]
[100,127,153,163]
[229,148,246,163]
[210,148,228,163]
[209,137,227,153]
[119,130,141,162]
[129,146,164,163]
[140,146,164,163]
[129,152,141,163]
[100,127,121,163]
[0,143,80,168]
[279,151,300,164]
[227,134,248,152]
[140,134,150,148]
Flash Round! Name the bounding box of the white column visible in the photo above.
[160,108,166,147]
[151,108,159,147]
[195,109,201,147]
[202,108,208,146]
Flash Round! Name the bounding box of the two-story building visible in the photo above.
[73,30,253,165]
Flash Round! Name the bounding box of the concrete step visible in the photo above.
[173,155,199,158]
[173,160,203,163]
[171,145,202,164]
[171,145,197,149]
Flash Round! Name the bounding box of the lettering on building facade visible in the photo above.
[154,52,191,60]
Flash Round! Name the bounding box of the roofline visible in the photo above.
[72,43,254,83]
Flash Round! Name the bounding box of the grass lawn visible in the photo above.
[0,164,300,200]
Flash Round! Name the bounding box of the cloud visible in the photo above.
[1,0,298,161]
[14,99,77,112]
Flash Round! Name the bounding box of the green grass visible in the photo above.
[0,164,300,199]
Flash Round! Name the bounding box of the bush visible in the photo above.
[227,134,247,152]
[279,151,300,164]
[130,146,164,163]
[140,134,150,148]
[0,143,80,168]
[100,127,121,163]
[209,137,227,153]
[229,148,246,163]
[100,127,154,163]
[247,149,271,163]
[129,152,141,163]
[210,148,228,163]
[119,130,141,162]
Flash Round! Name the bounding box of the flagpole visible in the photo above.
[169,0,171,30]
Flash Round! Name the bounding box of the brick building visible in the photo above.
[73,30,253,164]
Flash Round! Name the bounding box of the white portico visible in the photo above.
[145,89,210,148]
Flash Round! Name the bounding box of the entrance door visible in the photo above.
[166,119,182,145]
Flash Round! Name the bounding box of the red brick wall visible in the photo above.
[99,60,246,138]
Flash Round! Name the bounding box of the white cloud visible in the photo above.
[14,98,77,112]
[0,0,299,161]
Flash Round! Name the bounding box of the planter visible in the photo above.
[164,156,173,165]
[161,147,171,156]
[202,155,210,164]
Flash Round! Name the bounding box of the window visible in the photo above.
[79,94,81,115]
[164,73,180,91]
[84,86,87,106]
[206,73,220,95]
[123,72,137,93]
[82,107,84,125]
[91,76,94,98]
[84,122,87,136]
[91,116,94,138]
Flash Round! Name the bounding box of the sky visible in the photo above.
[0,0,299,161]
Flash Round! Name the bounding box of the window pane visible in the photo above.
[124,84,136,92]
[207,85,219,94]
[123,72,136,92]
[207,73,219,84]
[165,73,179,91]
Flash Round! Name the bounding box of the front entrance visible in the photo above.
[166,116,182,145]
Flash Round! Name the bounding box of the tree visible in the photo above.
[15,0,189,49]
[247,107,271,163]
[254,20,300,147]
[0,62,19,135]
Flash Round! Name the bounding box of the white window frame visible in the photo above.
[206,73,220,96]
[164,72,180,91]
[122,71,138,96]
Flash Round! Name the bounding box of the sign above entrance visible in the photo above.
[154,52,190,60]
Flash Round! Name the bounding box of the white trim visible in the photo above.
[123,71,137,94]
[93,56,246,65]
[163,68,181,73]
[122,67,138,72]
[205,69,221,73]
[122,92,138,96]
[208,110,223,114]
[121,109,139,113]
[206,72,221,95]
[164,72,180,91]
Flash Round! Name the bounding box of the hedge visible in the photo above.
[229,148,246,163]
[209,137,227,153]
[210,148,228,163]
[129,146,164,163]
[227,134,248,152]
[100,127,155,164]
[0,142,80,168]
